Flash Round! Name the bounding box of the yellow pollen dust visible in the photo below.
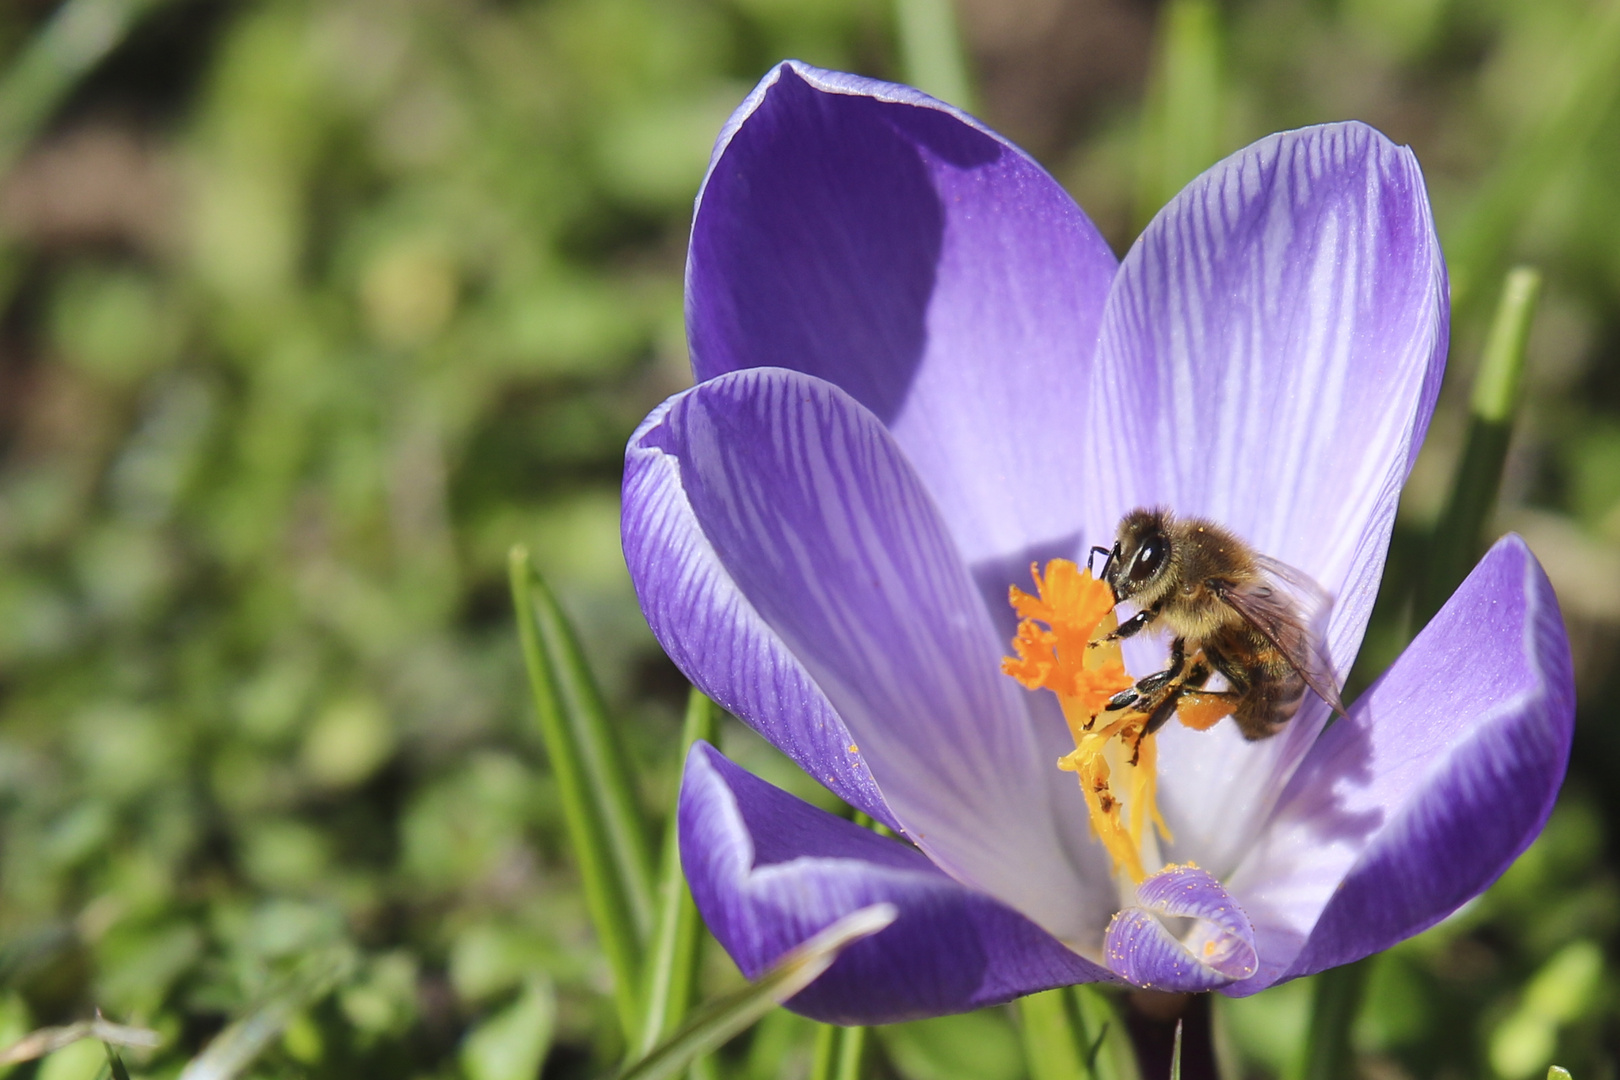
[1001,559,1172,884]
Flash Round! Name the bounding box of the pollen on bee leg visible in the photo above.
[1002,559,1169,884]
[1176,691,1236,732]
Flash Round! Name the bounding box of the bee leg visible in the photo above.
[1104,687,1139,712]
[1203,647,1252,694]
[1104,638,1187,713]
[1133,686,1187,762]
[1131,638,1186,694]
[1091,602,1161,647]
[1087,544,1116,578]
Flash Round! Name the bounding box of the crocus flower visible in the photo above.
[621,61,1574,1023]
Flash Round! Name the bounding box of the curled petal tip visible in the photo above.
[1105,864,1258,991]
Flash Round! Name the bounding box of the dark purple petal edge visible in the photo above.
[1228,534,1574,992]
[679,742,1112,1024]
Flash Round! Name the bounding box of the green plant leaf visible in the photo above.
[620,904,898,1080]
[1444,5,1620,310]
[1073,987,1140,1080]
[636,690,718,1059]
[520,550,657,939]
[461,976,557,1080]
[895,0,978,111]
[176,948,354,1080]
[1416,266,1543,628]
[0,0,174,173]
[1019,989,1093,1080]
[1135,0,1226,230]
[102,1042,131,1080]
[510,546,652,1037]
[1290,961,1369,1080]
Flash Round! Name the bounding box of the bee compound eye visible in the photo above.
[1129,538,1165,583]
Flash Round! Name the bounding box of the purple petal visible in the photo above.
[1104,864,1258,991]
[624,367,1119,942]
[688,61,1118,580]
[1224,535,1573,993]
[680,742,1111,1023]
[1084,123,1449,875]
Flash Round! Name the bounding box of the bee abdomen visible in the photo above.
[1232,668,1306,740]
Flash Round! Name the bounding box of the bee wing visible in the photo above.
[1213,555,1347,717]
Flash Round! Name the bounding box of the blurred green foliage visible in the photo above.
[0,0,1617,1077]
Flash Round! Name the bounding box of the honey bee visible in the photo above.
[1090,508,1346,741]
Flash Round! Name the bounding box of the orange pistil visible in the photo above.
[1001,560,1174,883]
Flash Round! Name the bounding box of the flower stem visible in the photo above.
[1415,266,1543,629]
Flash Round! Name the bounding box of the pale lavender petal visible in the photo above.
[1083,123,1449,876]
[624,367,1118,943]
[1104,864,1258,991]
[1224,535,1573,993]
[681,743,1111,1023]
[688,61,1118,580]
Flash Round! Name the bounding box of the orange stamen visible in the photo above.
[1002,560,1181,883]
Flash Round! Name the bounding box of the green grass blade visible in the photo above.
[0,0,173,174]
[0,1019,161,1066]
[103,1041,132,1080]
[834,1023,867,1080]
[1289,961,1369,1080]
[1444,5,1620,311]
[1168,1020,1181,1080]
[1019,988,1093,1080]
[1415,266,1543,628]
[1135,0,1225,230]
[178,949,353,1080]
[524,552,657,942]
[510,545,647,1038]
[1074,987,1141,1080]
[895,0,978,111]
[620,904,898,1080]
[809,1024,838,1080]
[810,1021,867,1080]
[637,689,719,1058]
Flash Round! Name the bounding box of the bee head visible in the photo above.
[1106,508,1173,605]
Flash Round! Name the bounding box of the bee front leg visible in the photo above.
[1091,602,1161,648]
[1104,638,1186,713]
[1087,544,1117,578]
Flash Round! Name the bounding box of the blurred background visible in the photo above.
[0,0,1616,1076]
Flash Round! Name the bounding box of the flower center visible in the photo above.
[1001,560,1225,884]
